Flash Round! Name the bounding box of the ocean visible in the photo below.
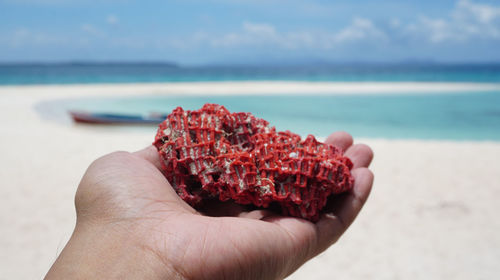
[2,63,500,84]
[5,63,500,141]
[59,92,500,141]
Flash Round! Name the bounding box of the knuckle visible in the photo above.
[103,150,132,161]
[74,150,130,218]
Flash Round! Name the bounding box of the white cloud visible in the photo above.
[416,17,459,42]
[0,27,69,47]
[454,0,500,38]
[211,22,279,47]
[3,0,498,56]
[242,22,275,35]
[405,0,500,43]
[455,0,500,23]
[107,14,119,25]
[390,18,401,28]
[210,18,386,50]
[99,0,500,52]
[334,17,386,43]
[203,1,500,51]
[80,24,105,37]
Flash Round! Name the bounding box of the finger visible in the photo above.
[314,168,374,254]
[325,131,353,152]
[133,145,163,170]
[345,143,374,168]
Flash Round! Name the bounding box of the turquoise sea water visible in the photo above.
[2,63,500,84]
[6,63,499,140]
[64,92,500,141]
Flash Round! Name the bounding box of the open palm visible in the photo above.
[64,131,373,280]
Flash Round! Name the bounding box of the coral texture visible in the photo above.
[153,104,354,221]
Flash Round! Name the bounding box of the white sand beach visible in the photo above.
[1,82,500,279]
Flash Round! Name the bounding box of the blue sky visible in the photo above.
[1,0,500,65]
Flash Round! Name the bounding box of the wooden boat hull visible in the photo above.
[69,111,165,124]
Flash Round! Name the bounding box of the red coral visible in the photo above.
[153,104,354,221]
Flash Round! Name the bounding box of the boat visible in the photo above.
[69,111,166,124]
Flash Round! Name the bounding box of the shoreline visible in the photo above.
[11,80,498,143]
[1,81,500,99]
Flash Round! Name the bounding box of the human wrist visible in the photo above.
[45,221,183,279]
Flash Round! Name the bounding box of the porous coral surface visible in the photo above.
[153,104,354,221]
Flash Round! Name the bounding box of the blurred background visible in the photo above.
[1,0,500,140]
[1,0,500,279]
[2,0,500,65]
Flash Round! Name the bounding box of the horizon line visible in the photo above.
[2,60,500,67]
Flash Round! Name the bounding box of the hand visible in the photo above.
[46,131,373,280]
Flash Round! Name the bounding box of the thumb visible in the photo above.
[134,145,163,170]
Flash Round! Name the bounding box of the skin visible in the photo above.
[45,131,374,280]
